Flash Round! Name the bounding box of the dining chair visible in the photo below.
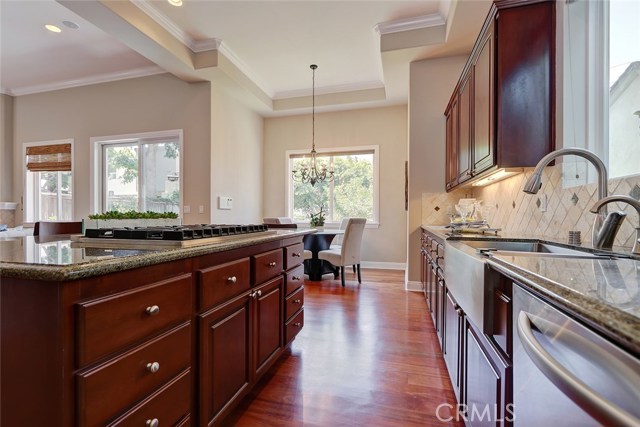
[33,220,83,236]
[317,218,366,286]
[330,217,358,272]
[263,217,294,224]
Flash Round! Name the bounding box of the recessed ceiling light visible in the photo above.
[45,24,62,33]
[62,20,79,30]
[168,0,183,6]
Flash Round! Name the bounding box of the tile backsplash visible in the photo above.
[422,167,640,249]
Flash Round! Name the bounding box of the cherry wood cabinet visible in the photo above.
[445,0,555,191]
[1,234,306,427]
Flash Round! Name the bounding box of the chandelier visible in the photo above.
[292,64,335,186]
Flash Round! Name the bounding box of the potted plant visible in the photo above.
[309,206,326,230]
[83,210,181,229]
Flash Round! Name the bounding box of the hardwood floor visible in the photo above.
[224,269,462,426]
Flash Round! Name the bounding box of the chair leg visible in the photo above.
[357,264,361,283]
[333,265,339,279]
[352,264,356,273]
[340,266,345,287]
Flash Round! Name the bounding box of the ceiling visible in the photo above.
[0,0,491,116]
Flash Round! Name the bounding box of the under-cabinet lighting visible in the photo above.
[471,168,523,187]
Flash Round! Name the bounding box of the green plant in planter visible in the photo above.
[309,206,326,227]
[88,210,179,220]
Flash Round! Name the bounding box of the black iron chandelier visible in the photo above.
[291,64,335,186]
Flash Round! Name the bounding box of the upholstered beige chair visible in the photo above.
[317,218,366,286]
[263,217,297,229]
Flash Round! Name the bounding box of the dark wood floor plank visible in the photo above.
[225,269,462,426]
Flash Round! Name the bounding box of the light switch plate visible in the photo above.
[183,205,191,214]
[218,196,233,210]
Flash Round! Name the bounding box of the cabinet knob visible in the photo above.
[256,290,262,298]
[456,308,464,316]
[268,262,277,267]
[227,276,237,284]
[146,362,160,373]
[293,299,301,304]
[294,322,302,327]
[145,305,160,316]
[292,252,301,257]
[292,276,301,281]
[146,419,159,427]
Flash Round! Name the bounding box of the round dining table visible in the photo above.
[303,229,344,281]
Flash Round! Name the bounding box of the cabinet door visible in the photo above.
[444,290,463,402]
[465,324,502,427]
[457,71,473,184]
[253,276,283,378]
[473,22,495,175]
[199,295,251,426]
[445,98,459,190]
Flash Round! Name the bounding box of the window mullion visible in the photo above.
[57,172,62,220]
[137,142,143,211]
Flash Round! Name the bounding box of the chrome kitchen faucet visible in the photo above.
[590,195,640,255]
[522,148,608,246]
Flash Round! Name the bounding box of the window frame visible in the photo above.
[285,145,380,227]
[23,139,75,223]
[90,129,183,214]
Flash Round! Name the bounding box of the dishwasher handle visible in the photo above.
[517,311,640,427]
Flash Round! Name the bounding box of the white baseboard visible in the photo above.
[360,261,406,270]
[406,281,423,292]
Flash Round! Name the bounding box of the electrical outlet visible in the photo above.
[199,205,204,214]
[218,196,233,210]
[183,205,191,214]
[539,194,548,212]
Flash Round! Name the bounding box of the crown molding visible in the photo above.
[217,43,274,97]
[274,81,384,100]
[375,13,445,35]
[7,66,166,96]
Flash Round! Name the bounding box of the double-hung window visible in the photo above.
[91,130,182,214]
[287,146,379,225]
[560,0,639,185]
[24,140,73,222]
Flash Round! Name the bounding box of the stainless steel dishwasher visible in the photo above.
[513,285,640,427]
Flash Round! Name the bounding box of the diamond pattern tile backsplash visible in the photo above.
[422,169,640,249]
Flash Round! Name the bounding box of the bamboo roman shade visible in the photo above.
[26,143,71,172]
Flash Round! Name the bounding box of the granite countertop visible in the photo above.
[422,224,640,355]
[0,229,314,282]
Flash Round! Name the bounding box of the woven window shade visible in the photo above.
[26,143,71,172]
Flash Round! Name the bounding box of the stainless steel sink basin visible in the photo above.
[444,239,617,333]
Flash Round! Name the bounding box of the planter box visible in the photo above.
[82,217,182,230]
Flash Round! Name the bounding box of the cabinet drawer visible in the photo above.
[76,274,192,366]
[253,249,283,284]
[107,369,191,427]
[285,264,304,296]
[284,242,304,270]
[285,308,304,346]
[198,258,250,310]
[78,323,191,427]
[285,286,304,321]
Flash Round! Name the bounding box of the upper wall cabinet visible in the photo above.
[445,0,555,191]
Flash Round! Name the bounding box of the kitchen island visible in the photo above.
[1,229,313,427]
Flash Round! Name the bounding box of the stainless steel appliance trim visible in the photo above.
[517,310,640,427]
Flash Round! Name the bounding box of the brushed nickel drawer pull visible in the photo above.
[145,305,160,316]
[227,276,237,284]
[146,362,160,373]
[293,299,301,304]
[294,322,302,327]
[292,276,301,281]
[146,419,159,427]
[292,252,301,257]
[268,261,277,267]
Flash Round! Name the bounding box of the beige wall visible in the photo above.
[407,56,467,283]
[12,74,211,224]
[263,106,408,265]
[210,84,264,224]
[1,93,14,202]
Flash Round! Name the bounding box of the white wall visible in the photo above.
[407,55,467,283]
[12,74,211,224]
[210,84,264,224]
[0,93,14,202]
[263,106,408,265]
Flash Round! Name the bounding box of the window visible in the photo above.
[91,130,182,214]
[24,140,74,222]
[560,0,639,185]
[287,146,379,224]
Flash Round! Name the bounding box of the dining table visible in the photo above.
[303,229,344,281]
